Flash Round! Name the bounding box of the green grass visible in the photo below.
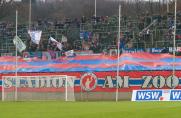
[0,101,181,118]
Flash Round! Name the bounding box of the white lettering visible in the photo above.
[151,92,160,99]
[142,76,152,88]
[116,76,129,88]
[145,92,151,99]
[172,92,181,99]
[67,77,74,87]
[166,75,179,88]
[138,92,146,99]
[153,76,165,88]
[3,77,13,88]
[104,76,114,88]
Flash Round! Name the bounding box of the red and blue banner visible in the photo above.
[0,52,181,92]
[0,71,181,92]
[0,52,181,73]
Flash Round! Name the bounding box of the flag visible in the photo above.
[49,37,63,51]
[13,36,26,52]
[57,43,63,51]
[28,30,42,44]
[49,37,58,43]
[61,35,67,42]
[65,50,75,57]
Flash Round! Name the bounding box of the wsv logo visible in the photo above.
[170,90,181,101]
[133,90,181,101]
[136,90,162,101]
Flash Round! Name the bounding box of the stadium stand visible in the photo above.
[0,11,181,56]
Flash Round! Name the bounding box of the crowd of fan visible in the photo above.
[0,13,181,54]
[0,15,113,53]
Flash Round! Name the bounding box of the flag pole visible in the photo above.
[173,0,177,77]
[94,0,97,24]
[116,4,121,102]
[167,0,169,13]
[95,0,97,18]
[15,10,18,101]
[29,0,32,30]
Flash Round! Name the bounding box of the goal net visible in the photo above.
[2,75,75,101]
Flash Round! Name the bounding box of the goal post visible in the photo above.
[2,75,75,101]
[65,76,75,101]
[2,76,17,101]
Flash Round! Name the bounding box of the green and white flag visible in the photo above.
[13,36,26,52]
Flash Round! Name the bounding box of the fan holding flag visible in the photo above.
[49,37,63,51]
[28,30,42,45]
[28,30,42,51]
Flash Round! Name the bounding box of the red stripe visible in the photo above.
[0,71,180,79]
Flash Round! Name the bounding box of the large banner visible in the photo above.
[0,71,181,92]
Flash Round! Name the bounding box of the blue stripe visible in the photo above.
[76,80,152,86]
[97,79,181,85]
[0,80,2,86]
[74,80,80,84]
[98,80,105,85]
[129,80,144,85]
[98,80,143,85]
[105,79,181,85]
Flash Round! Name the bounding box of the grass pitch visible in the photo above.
[0,101,180,118]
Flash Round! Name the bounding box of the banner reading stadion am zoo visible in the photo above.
[0,71,181,92]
